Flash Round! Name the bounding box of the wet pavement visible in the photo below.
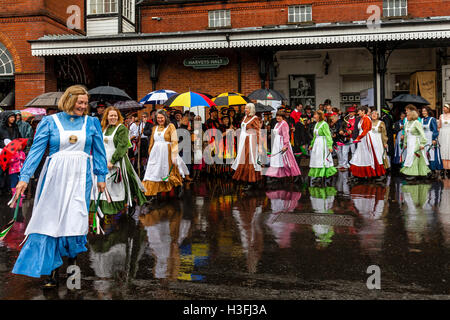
[0,170,449,300]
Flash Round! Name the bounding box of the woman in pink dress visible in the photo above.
[264,110,301,181]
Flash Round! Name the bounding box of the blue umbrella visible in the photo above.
[139,89,177,105]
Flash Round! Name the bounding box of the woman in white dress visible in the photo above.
[349,106,386,180]
[438,104,450,178]
[369,110,390,170]
[142,110,183,203]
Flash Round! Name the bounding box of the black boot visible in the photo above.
[447,170,450,179]
[42,268,59,289]
[177,186,184,198]
[68,257,77,266]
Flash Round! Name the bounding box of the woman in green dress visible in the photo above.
[400,108,431,179]
[91,106,147,217]
[308,110,337,181]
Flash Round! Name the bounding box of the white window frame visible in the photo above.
[288,5,312,23]
[88,0,118,15]
[122,0,135,23]
[208,10,231,28]
[0,44,14,76]
[383,0,407,17]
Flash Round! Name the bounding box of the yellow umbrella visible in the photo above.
[212,92,251,107]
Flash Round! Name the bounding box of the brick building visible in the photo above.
[0,0,85,108]
[2,0,450,112]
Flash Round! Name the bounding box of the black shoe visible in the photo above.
[146,196,157,204]
[243,184,253,191]
[42,269,59,289]
[177,186,184,198]
[68,257,77,266]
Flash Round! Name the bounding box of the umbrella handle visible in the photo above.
[13,196,20,221]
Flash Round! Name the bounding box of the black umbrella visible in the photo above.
[113,100,145,111]
[248,88,286,101]
[88,86,131,102]
[255,102,275,113]
[391,94,430,106]
[24,92,64,108]
[89,101,112,109]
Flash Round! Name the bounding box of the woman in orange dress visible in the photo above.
[231,103,262,191]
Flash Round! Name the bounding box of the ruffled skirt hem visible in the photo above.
[12,233,87,278]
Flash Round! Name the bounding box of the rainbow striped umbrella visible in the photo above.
[164,91,216,108]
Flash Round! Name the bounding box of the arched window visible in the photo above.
[0,43,14,76]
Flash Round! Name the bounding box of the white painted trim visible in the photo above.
[31,21,450,56]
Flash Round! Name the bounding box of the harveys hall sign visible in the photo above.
[183,55,229,69]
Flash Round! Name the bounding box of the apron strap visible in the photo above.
[52,114,64,133]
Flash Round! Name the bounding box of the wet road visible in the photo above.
[0,171,449,300]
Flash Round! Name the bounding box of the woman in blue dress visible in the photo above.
[393,111,406,166]
[421,106,443,177]
[11,85,108,288]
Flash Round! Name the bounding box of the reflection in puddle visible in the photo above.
[1,176,449,298]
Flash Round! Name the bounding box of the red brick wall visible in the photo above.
[141,0,450,33]
[0,0,44,15]
[0,15,80,108]
[137,50,261,102]
[44,0,85,32]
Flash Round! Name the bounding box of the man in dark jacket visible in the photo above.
[0,111,22,148]
[0,111,22,194]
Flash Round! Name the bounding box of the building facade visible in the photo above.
[2,0,450,111]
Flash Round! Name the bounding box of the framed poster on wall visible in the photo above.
[289,74,315,108]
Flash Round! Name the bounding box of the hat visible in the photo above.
[347,106,356,113]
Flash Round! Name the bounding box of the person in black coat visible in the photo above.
[0,111,22,194]
[0,111,22,148]
[381,106,395,165]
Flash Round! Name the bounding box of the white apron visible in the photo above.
[423,119,435,162]
[403,120,428,168]
[143,126,170,182]
[270,122,285,168]
[310,122,333,168]
[95,124,145,206]
[349,116,375,168]
[25,115,91,237]
[103,124,126,202]
[368,121,384,166]
[231,116,261,171]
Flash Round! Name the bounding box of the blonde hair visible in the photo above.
[245,103,256,116]
[408,110,419,121]
[58,85,90,115]
[315,110,325,122]
[101,106,124,130]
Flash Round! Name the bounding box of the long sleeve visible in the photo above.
[167,123,179,160]
[415,121,428,147]
[280,121,290,148]
[111,125,130,165]
[321,122,333,149]
[91,117,108,183]
[430,118,439,141]
[356,116,371,141]
[380,122,388,146]
[19,116,51,183]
